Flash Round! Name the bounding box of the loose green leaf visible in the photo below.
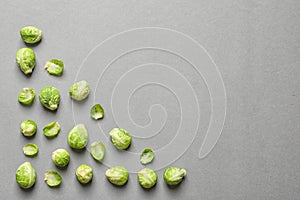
[44,170,62,187]
[68,124,88,149]
[75,164,93,184]
[105,166,129,186]
[69,80,90,101]
[38,86,60,111]
[45,59,64,76]
[163,167,187,186]
[140,148,154,165]
[16,162,36,189]
[20,120,37,137]
[138,168,157,189]
[109,128,132,150]
[43,121,60,137]
[90,141,105,162]
[20,26,42,44]
[90,104,104,120]
[23,143,39,156]
[18,88,35,105]
[16,48,35,75]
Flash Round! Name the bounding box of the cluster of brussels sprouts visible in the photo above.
[15,26,187,190]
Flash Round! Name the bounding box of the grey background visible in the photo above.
[0,0,299,200]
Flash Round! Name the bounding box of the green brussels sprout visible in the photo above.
[138,168,157,189]
[75,164,93,184]
[163,167,187,186]
[52,149,70,168]
[43,121,60,137]
[109,128,132,150]
[20,120,37,137]
[44,170,62,187]
[68,124,88,149]
[23,143,39,157]
[18,88,35,105]
[105,166,129,186]
[45,59,64,76]
[90,141,105,162]
[16,48,35,75]
[16,162,36,189]
[90,104,104,120]
[38,86,60,111]
[140,148,155,165]
[69,80,90,101]
[20,26,42,44]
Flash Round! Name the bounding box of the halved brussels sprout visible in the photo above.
[105,166,129,186]
[18,88,35,105]
[16,162,36,189]
[38,86,60,111]
[75,164,93,184]
[45,59,64,76]
[163,167,187,186]
[109,128,132,150]
[16,48,35,75]
[68,124,88,149]
[20,120,37,137]
[20,26,42,44]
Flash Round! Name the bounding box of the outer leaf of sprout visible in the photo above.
[90,104,104,120]
[90,141,105,161]
[44,170,62,187]
[23,143,39,156]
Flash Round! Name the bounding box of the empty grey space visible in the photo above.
[0,0,299,200]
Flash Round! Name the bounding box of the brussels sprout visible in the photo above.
[45,59,64,76]
[138,168,157,189]
[44,170,62,187]
[68,124,88,149]
[105,166,129,186]
[109,128,132,150]
[20,120,37,137]
[52,149,70,168]
[23,143,39,156]
[69,80,90,101]
[18,88,35,105]
[90,141,105,162]
[163,167,187,186]
[43,121,60,137]
[16,48,35,75]
[140,148,154,165]
[15,162,36,189]
[38,86,60,111]
[90,104,104,120]
[75,164,93,184]
[20,26,42,44]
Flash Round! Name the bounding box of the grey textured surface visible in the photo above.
[1,0,300,199]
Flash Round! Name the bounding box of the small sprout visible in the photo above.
[90,104,104,120]
[45,59,64,76]
[90,141,105,162]
[69,80,90,101]
[16,48,35,75]
[138,168,157,189]
[52,149,70,168]
[20,120,37,137]
[163,167,187,186]
[43,121,60,138]
[75,164,93,184]
[18,88,35,105]
[15,162,36,189]
[68,124,88,149]
[38,86,60,111]
[140,148,154,165]
[23,143,39,157]
[105,166,129,186]
[20,26,42,44]
[109,128,132,150]
[44,170,62,187]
